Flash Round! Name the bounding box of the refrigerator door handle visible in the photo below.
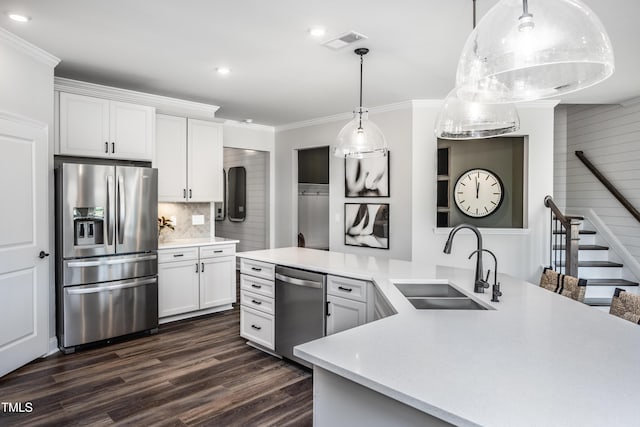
[65,277,157,295]
[117,175,125,245]
[66,254,158,268]
[106,175,115,246]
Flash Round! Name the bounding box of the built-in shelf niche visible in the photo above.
[436,147,450,227]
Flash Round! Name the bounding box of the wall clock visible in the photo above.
[454,168,504,218]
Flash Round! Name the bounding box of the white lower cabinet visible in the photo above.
[327,295,367,335]
[239,259,275,350]
[158,244,236,321]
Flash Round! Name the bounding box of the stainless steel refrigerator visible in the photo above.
[55,160,159,353]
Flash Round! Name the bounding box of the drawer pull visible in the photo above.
[251,299,262,305]
[214,250,223,253]
[251,267,262,272]
[338,286,353,292]
[251,284,262,289]
[251,324,262,331]
[173,254,184,258]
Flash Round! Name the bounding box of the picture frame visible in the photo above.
[344,203,389,249]
[345,152,390,198]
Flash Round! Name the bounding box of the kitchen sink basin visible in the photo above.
[394,282,466,298]
[406,297,488,310]
[394,282,490,310]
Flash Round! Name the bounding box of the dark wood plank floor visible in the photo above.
[0,294,313,426]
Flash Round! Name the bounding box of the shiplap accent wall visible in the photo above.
[215,148,268,253]
[566,101,640,264]
[553,106,568,210]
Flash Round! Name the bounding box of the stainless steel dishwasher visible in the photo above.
[275,265,326,367]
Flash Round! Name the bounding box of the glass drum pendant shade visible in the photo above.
[334,109,388,159]
[456,0,615,104]
[435,88,520,139]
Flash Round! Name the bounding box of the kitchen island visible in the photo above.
[237,247,640,427]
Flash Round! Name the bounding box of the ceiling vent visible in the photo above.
[322,31,368,50]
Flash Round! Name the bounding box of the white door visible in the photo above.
[110,101,154,161]
[188,119,223,202]
[326,295,366,335]
[59,92,110,158]
[155,114,188,202]
[0,113,49,377]
[200,256,235,309]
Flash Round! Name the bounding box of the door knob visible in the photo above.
[38,251,50,259]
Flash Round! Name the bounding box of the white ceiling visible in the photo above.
[1,0,639,126]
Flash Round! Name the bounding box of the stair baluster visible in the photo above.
[544,196,583,278]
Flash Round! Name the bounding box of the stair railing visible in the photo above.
[544,196,583,277]
[575,151,640,223]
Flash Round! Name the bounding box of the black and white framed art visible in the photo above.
[344,203,389,249]
[345,153,390,197]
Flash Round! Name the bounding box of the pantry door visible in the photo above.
[0,113,50,377]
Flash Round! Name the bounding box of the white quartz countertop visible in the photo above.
[159,237,239,250]
[237,247,640,427]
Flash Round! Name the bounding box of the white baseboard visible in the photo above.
[46,336,59,357]
[158,304,234,325]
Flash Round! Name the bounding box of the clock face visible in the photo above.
[454,169,504,218]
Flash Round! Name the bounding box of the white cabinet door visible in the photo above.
[155,114,187,202]
[200,256,236,309]
[0,114,49,377]
[158,260,200,317]
[59,92,110,158]
[188,119,223,202]
[109,101,154,161]
[326,295,366,335]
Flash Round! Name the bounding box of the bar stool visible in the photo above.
[609,288,640,324]
[539,267,587,303]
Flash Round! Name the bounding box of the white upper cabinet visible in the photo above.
[59,92,154,161]
[188,119,223,202]
[155,116,223,202]
[155,114,188,202]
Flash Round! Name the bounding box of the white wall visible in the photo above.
[223,121,275,248]
[275,104,414,261]
[565,101,640,265]
[412,101,557,283]
[0,28,58,348]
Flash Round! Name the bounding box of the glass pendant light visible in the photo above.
[456,0,615,104]
[435,0,520,139]
[334,48,388,158]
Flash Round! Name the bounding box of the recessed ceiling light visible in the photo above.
[244,119,253,123]
[7,12,31,23]
[216,67,231,75]
[309,27,326,37]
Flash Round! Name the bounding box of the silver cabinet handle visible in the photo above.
[338,286,353,293]
[276,273,322,289]
[251,324,262,331]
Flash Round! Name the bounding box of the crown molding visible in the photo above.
[223,119,275,133]
[0,26,60,68]
[54,77,220,119]
[276,100,417,132]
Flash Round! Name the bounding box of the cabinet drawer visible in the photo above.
[240,274,274,298]
[327,275,368,303]
[200,244,235,259]
[241,289,274,316]
[158,247,199,263]
[240,306,274,350]
[240,258,275,281]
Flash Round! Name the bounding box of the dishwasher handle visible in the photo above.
[275,273,323,289]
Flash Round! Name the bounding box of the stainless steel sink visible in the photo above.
[393,282,489,310]
[406,297,487,310]
[394,282,466,298]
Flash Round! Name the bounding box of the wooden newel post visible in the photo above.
[566,219,581,277]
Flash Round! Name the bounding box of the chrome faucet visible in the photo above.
[443,224,490,293]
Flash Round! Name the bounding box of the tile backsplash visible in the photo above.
[158,202,211,241]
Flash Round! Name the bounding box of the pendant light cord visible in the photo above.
[520,0,532,19]
[472,0,476,28]
[358,52,365,129]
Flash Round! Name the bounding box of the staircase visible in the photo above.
[551,221,639,311]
